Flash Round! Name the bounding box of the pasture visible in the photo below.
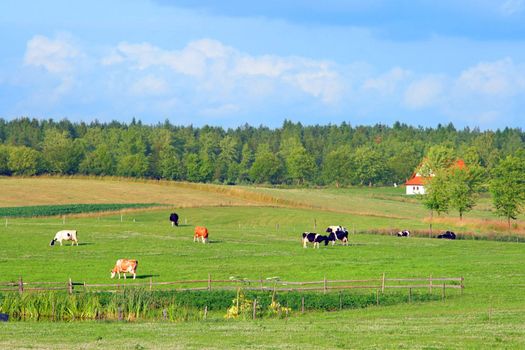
[0,177,524,349]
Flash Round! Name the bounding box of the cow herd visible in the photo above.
[46,211,459,276]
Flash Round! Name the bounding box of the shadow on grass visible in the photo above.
[135,274,160,279]
[77,242,94,246]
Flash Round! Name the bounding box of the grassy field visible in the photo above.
[0,177,524,349]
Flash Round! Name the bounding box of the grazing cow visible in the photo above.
[437,231,456,240]
[169,212,179,227]
[194,226,209,244]
[50,230,78,246]
[110,259,138,280]
[397,230,410,237]
[302,232,329,248]
[326,226,349,246]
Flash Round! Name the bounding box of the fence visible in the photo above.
[0,273,464,298]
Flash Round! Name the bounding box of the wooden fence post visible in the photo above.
[301,296,305,313]
[18,276,23,294]
[118,306,123,321]
[323,276,327,294]
[204,305,208,320]
[208,273,211,291]
[442,283,446,301]
[163,308,167,320]
[339,291,342,310]
[408,288,412,303]
[253,299,257,320]
[381,273,385,293]
[376,289,379,305]
[460,277,464,295]
[68,278,73,294]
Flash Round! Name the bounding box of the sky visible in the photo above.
[1,0,525,129]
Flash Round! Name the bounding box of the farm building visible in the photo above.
[405,159,465,195]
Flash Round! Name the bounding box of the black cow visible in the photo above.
[397,230,410,237]
[437,231,456,240]
[169,213,179,227]
[326,226,349,246]
[302,232,329,248]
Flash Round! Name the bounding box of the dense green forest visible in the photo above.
[0,117,523,187]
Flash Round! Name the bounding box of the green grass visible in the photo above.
[0,178,524,348]
[0,203,163,217]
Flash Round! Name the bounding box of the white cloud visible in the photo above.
[201,103,240,116]
[500,0,524,16]
[129,75,169,96]
[455,58,524,96]
[403,76,444,109]
[24,34,80,74]
[362,67,411,94]
[102,38,343,104]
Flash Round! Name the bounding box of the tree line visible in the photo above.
[1,117,524,224]
[0,118,523,186]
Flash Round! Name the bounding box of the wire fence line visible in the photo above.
[0,274,464,298]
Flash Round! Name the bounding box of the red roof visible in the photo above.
[404,159,465,186]
[405,175,425,186]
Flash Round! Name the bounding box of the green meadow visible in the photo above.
[0,178,524,349]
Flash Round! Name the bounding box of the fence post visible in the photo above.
[376,289,379,305]
[18,276,23,294]
[150,277,152,291]
[408,288,412,303]
[323,276,327,294]
[301,296,305,313]
[339,291,342,310]
[68,278,73,294]
[460,277,464,295]
[381,273,385,293]
[163,308,167,320]
[442,283,446,301]
[204,305,208,320]
[429,274,432,294]
[208,273,211,291]
[118,306,123,321]
[253,299,257,320]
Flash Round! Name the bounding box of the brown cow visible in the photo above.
[194,226,209,244]
[110,259,138,279]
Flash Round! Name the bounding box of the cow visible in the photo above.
[110,259,138,280]
[50,230,78,246]
[438,231,456,240]
[302,232,329,248]
[397,230,410,237]
[194,226,209,244]
[326,226,349,246]
[169,212,179,227]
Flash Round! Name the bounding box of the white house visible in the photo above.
[405,159,465,195]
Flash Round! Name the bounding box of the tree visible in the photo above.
[446,164,483,220]
[490,153,525,229]
[159,145,183,180]
[322,146,353,187]
[8,146,41,176]
[0,145,9,175]
[280,137,315,185]
[352,145,386,186]
[422,170,451,217]
[41,129,82,174]
[419,145,455,177]
[79,144,115,175]
[249,143,283,184]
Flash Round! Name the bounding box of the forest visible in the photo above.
[0,117,523,187]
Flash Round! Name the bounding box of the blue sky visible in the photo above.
[1,0,525,129]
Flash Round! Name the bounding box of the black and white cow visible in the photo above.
[326,226,349,246]
[437,231,456,240]
[302,232,329,248]
[397,230,410,237]
[169,212,179,227]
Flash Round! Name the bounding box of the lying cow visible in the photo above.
[110,259,138,279]
[397,230,410,237]
[50,230,78,246]
[194,226,209,244]
[438,231,456,240]
[302,232,329,248]
[326,226,348,246]
[169,212,179,227]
